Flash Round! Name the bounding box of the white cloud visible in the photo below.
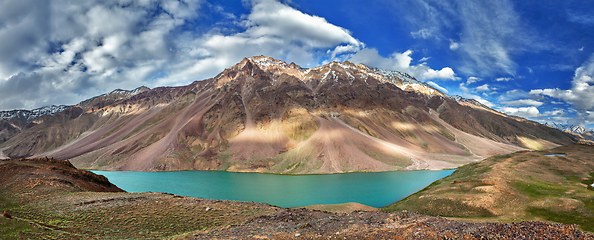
[458,83,468,92]
[530,54,594,111]
[530,53,594,126]
[387,0,534,77]
[411,28,434,39]
[499,106,541,118]
[0,0,204,110]
[579,47,585,51]
[543,109,565,116]
[245,0,363,52]
[0,0,368,111]
[449,40,460,50]
[419,57,431,62]
[476,84,490,92]
[466,76,481,84]
[495,77,513,82]
[348,48,457,81]
[164,0,366,84]
[501,99,544,107]
[427,81,448,93]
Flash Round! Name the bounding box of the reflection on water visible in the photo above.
[93,170,454,208]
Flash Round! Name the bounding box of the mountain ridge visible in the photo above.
[544,122,594,142]
[0,56,580,173]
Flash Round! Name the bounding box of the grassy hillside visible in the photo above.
[0,158,279,239]
[384,144,594,232]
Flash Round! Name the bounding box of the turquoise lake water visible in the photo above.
[92,170,455,208]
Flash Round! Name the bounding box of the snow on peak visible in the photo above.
[248,56,301,70]
[366,67,444,97]
[108,86,149,97]
[544,122,591,134]
[0,105,69,122]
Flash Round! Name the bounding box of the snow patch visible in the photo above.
[0,105,69,122]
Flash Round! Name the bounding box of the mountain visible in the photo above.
[0,105,69,142]
[0,56,579,173]
[0,86,150,155]
[544,122,594,141]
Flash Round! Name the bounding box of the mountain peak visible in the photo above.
[215,56,448,99]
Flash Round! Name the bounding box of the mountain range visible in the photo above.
[0,56,581,173]
[544,122,594,141]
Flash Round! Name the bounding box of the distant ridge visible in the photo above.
[0,105,70,122]
[544,122,594,141]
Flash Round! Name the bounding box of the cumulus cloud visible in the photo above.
[476,84,490,92]
[0,0,366,111]
[427,81,448,93]
[502,99,544,107]
[348,48,457,81]
[466,76,482,84]
[166,0,365,83]
[0,0,203,111]
[530,54,594,126]
[499,106,541,118]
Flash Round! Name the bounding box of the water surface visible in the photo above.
[93,170,454,208]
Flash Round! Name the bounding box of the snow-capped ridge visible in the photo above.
[544,122,591,134]
[0,105,70,122]
[216,56,497,112]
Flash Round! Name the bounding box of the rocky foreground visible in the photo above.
[1,157,593,239]
[189,208,592,239]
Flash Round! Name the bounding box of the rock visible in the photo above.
[205,207,211,212]
[295,233,301,237]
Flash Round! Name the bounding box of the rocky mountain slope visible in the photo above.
[0,56,579,173]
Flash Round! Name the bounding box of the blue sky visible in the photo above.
[0,0,593,129]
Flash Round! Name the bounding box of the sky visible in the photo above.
[0,0,593,129]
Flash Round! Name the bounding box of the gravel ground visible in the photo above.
[186,208,594,240]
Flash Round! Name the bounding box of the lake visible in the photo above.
[92,170,455,208]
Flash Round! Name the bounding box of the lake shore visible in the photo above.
[2,156,593,239]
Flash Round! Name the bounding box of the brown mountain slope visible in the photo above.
[0,56,579,173]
